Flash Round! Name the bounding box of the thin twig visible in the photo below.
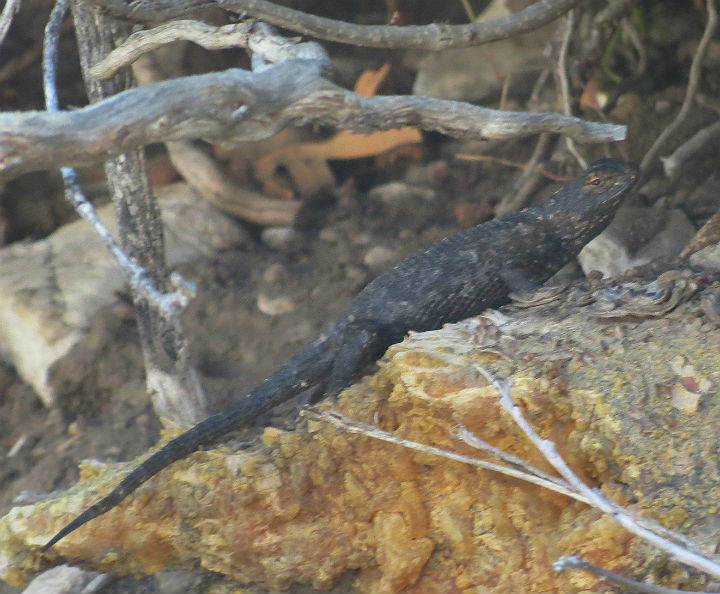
[458,0,476,23]
[0,0,21,51]
[639,0,718,179]
[166,141,300,225]
[474,365,720,579]
[42,0,195,332]
[499,133,553,216]
[455,151,570,182]
[80,573,115,594]
[621,16,647,77]
[84,0,581,50]
[556,9,587,169]
[554,556,720,594]
[453,424,568,488]
[302,409,591,503]
[493,66,555,216]
[661,119,720,181]
[90,19,327,79]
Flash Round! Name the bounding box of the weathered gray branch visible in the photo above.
[0,60,625,181]
[84,0,580,50]
[89,19,328,79]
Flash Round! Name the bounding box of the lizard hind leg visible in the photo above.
[316,327,380,402]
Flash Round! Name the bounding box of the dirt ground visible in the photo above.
[1,1,718,593]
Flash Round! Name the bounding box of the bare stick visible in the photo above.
[639,0,718,179]
[0,61,627,180]
[453,424,569,488]
[166,141,300,225]
[84,0,580,50]
[475,365,720,579]
[494,66,554,216]
[90,20,257,78]
[75,0,208,427]
[302,409,591,503]
[44,0,207,427]
[554,556,718,594]
[555,9,586,169]
[456,149,570,182]
[661,119,720,181]
[495,133,552,216]
[42,0,190,318]
[127,33,303,226]
[90,19,327,79]
[0,0,21,51]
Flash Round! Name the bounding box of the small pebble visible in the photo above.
[261,227,300,251]
[364,246,397,269]
[690,244,720,273]
[257,294,295,315]
[369,181,435,203]
[262,262,287,284]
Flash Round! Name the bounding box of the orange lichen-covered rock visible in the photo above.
[2,298,719,593]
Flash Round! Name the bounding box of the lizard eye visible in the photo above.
[588,176,602,186]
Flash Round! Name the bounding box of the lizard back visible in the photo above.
[42,157,637,551]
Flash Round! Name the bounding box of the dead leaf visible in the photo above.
[253,63,423,198]
[580,78,608,111]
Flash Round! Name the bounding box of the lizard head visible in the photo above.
[578,158,639,205]
[538,158,638,255]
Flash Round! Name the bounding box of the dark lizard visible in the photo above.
[43,157,637,551]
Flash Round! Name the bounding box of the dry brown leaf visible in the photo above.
[253,62,423,198]
[580,78,608,111]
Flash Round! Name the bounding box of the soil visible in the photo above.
[1,1,718,593]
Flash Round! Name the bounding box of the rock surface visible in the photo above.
[579,206,696,277]
[2,282,719,593]
[0,183,247,406]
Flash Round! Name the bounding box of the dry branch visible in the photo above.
[639,0,718,180]
[0,59,626,181]
[84,0,580,50]
[0,0,21,50]
[90,19,327,79]
[42,0,208,427]
[662,119,720,180]
[166,140,300,225]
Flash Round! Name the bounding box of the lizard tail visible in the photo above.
[42,334,337,552]
[41,406,246,552]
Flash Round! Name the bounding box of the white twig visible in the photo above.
[0,0,21,51]
[474,365,720,579]
[639,0,718,178]
[453,424,567,488]
[554,556,717,594]
[302,409,590,503]
[7,434,27,457]
[90,19,327,79]
[42,0,195,320]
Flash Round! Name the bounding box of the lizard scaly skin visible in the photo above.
[43,157,638,551]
